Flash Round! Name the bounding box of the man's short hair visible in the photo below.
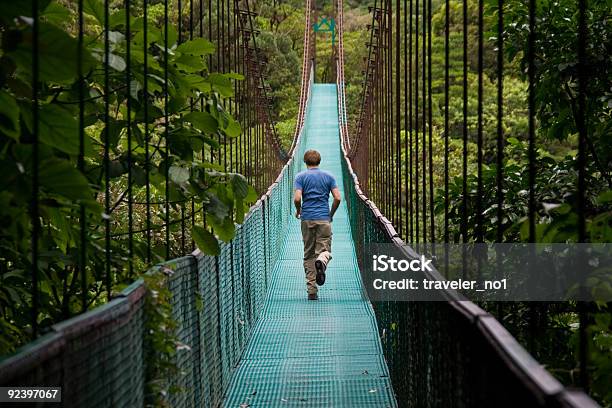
[303,150,321,166]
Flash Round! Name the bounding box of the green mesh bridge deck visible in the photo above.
[222,84,397,407]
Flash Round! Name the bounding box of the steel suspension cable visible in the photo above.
[104,0,112,299]
[496,0,504,243]
[31,0,40,338]
[77,0,87,312]
[476,0,484,243]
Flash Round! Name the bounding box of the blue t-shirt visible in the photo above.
[294,168,338,221]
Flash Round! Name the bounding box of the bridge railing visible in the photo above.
[334,0,598,406]
[0,279,147,407]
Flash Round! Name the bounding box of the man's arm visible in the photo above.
[329,187,341,221]
[294,189,302,218]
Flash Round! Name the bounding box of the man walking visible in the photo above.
[293,150,342,300]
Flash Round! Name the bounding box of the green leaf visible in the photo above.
[224,72,245,80]
[199,161,224,171]
[183,111,218,134]
[109,9,127,29]
[43,2,70,25]
[201,135,220,149]
[590,212,612,242]
[214,183,233,207]
[174,54,205,73]
[224,118,241,138]
[180,74,210,93]
[134,103,163,123]
[107,31,125,44]
[131,50,162,72]
[176,38,216,56]
[235,198,245,224]
[206,194,230,220]
[230,174,249,199]
[100,119,125,150]
[132,25,160,47]
[10,23,95,83]
[107,160,125,178]
[596,190,612,205]
[0,90,20,141]
[164,25,178,49]
[192,225,220,256]
[207,73,233,97]
[507,137,521,146]
[130,80,141,101]
[83,0,104,25]
[39,104,88,156]
[46,207,73,253]
[245,185,258,203]
[209,216,235,242]
[169,166,190,184]
[105,53,126,72]
[39,158,92,201]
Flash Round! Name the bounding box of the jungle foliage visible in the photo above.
[0,0,257,355]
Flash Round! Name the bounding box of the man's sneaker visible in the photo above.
[308,293,318,301]
[315,260,326,286]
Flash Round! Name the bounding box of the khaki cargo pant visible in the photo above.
[301,220,333,295]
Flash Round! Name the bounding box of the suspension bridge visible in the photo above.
[223,84,397,407]
[0,0,603,406]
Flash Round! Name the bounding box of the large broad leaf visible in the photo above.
[108,9,127,29]
[176,38,215,56]
[181,74,210,93]
[99,119,125,150]
[82,0,105,26]
[39,104,91,156]
[130,49,162,72]
[245,185,258,203]
[10,23,95,83]
[174,54,205,73]
[104,53,126,72]
[183,111,218,134]
[597,191,612,205]
[169,166,190,184]
[224,72,245,80]
[42,2,70,25]
[192,225,220,256]
[230,174,249,200]
[590,212,612,242]
[156,25,178,49]
[224,118,241,138]
[234,198,245,224]
[205,194,230,220]
[39,158,92,201]
[207,73,233,97]
[46,207,74,253]
[0,91,20,141]
[209,216,235,242]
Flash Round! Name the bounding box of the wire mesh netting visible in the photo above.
[0,281,146,407]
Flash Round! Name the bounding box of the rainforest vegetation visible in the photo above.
[0,0,609,405]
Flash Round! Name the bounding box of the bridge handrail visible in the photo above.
[334,0,598,406]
